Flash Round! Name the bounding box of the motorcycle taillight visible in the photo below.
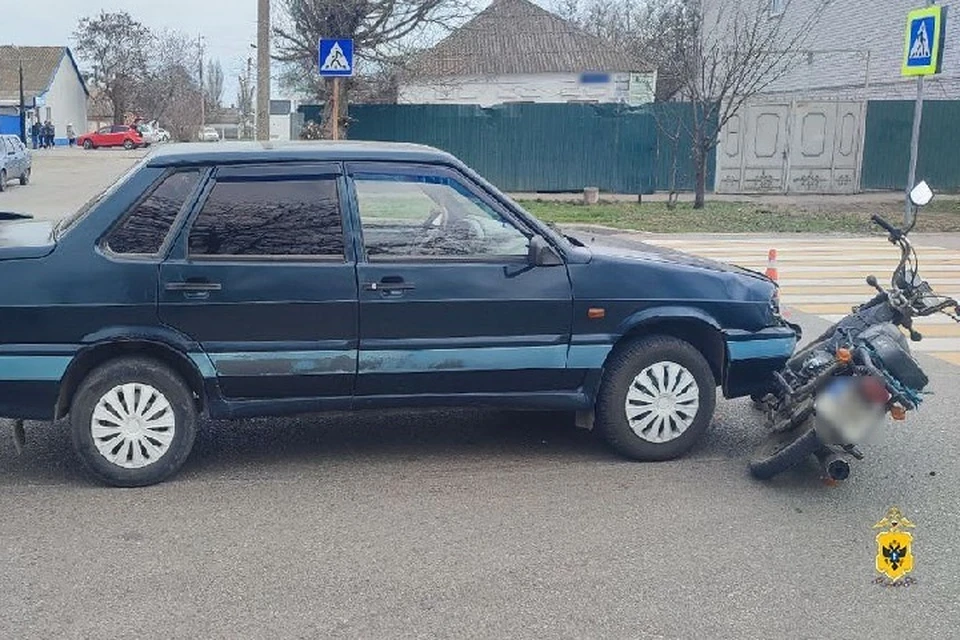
[858,376,891,405]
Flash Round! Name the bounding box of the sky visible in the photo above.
[3,0,262,105]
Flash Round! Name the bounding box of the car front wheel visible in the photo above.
[123,139,134,150]
[0,169,6,191]
[70,357,198,487]
[82,139,93,150]
[595,335,717,461]
[19,168,30,185]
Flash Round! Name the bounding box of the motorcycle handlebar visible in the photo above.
[871,214,900,237]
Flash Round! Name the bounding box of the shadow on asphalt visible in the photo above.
[0,403,827,492]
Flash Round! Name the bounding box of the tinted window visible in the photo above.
[106,170,201,255]
[354,174,529,259]
[188,178,343,257]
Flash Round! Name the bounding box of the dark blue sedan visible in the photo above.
[0,142,798,486]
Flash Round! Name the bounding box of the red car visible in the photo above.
[77,125,144,150]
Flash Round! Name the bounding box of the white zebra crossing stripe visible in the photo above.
[641,235,960,367]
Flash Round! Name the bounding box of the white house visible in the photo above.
[398,0,657,106]
[0,46,88,146]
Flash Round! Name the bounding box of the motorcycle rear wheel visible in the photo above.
[749,424,820,480]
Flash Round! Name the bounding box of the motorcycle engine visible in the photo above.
[800,349,835,377]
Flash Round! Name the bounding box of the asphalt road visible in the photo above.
[3,147,960,637]
[2,308,959,638]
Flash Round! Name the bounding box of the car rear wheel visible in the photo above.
[123,139,134,150]
[596,335,717,461]
[82,139,93,150]
[19,168,30,186]
[70,357,198,487]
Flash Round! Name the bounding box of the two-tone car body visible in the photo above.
[0,142,798,485]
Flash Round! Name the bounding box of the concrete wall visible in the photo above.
[35,53,87,145]
[398,72,656,106]
[703,0,960,101]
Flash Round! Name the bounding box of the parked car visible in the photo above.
[0,141,798,487]
[0,134,32,191]
[76,125,144,150]
[136,123,159,146]
[198,126,220,142]
[155,127,171,143]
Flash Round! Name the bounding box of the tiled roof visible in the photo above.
[405,0,650,78]
[0,46,78,102]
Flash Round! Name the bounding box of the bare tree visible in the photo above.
[273,0,473,137]
[676,0,831,208]
[237,57,256,139]
[205,59,225,115]
[73,11,153,123]
[134,30,199,123]
[556,0,693,101]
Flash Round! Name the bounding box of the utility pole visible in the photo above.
[198,34,205,127]
[256,0,270,141]
[16,46,27,145]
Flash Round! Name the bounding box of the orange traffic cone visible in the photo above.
[765,248,791,318]
[765,248,779,283]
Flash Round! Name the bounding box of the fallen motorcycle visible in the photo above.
[749,181,960,482]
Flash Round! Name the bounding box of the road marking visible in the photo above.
[642,236,960,368]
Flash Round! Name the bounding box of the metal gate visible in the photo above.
[715,100,866,194]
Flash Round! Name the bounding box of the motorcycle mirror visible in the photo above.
[909,181,934,207]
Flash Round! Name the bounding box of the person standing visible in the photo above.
[41,121,50,148]
[66,123,76,147]
[47,121,56,148]
[30,120,41,149]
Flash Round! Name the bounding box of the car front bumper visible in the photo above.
[721,325,799,399]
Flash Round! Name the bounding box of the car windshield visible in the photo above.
[52,158,148,240]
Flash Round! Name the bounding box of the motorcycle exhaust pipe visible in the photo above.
[816,450,851,482]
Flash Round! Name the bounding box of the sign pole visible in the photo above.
[332,77,340,141]
[906,74,924,226]
[905,0,934,227]
[318,38,352,140]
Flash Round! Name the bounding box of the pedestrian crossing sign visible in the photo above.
[319,39,354,77]
[902,6,945,76]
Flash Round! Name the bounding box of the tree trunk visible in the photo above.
[693,144,707,210]
[322,79,350,139]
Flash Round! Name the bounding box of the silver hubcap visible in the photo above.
[625,361,700,443]
[91,383,176,469]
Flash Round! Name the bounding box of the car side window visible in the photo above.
[187,177,343,258]
[98,127,111,135]
[105,170,202,255]
[354,173,530,260]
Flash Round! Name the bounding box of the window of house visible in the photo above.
[188,177,343,258]
[354,173,529,260]
[105,170,202,255]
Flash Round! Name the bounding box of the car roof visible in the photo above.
[145,140,460,169]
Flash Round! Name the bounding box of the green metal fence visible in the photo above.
[297,102,714,194]
[862,100,960,192]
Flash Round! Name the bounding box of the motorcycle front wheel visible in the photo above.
[749,423,820,479]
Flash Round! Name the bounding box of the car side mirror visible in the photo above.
[528,235,563,267]
[909,180,933,207]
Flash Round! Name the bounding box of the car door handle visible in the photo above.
[165,281,222,292]
[363,282,416,291]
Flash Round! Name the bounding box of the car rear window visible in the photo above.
[105,170,202,255]
[187,177,343,258]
